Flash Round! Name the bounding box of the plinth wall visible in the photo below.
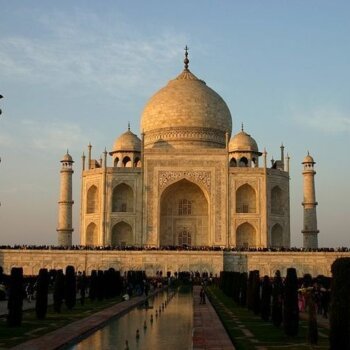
[0,250,349,277]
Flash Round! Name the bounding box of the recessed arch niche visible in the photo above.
[271,223,283,248]
[111,221,133,246]
[86,222,98,246]
[236,222,256,248]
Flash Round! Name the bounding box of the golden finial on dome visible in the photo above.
[241,123,244,132]
[128,121,130,131]
[184,45,189,70]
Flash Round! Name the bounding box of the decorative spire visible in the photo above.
[128,121,130,131]
[66,148,69,155]
[184,45,189,70]
[241,123,244,132]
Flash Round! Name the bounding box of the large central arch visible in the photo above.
[159,179,209,247]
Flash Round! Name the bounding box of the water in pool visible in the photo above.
[66,289,193,350]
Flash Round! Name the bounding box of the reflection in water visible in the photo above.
[67,290,193,350]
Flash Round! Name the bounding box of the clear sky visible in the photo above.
[0,1,349,247]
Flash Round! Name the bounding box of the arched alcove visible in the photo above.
[86,222,98,246]
[271,223,283,248]
[134,157,141,167]
[236,222,256,248]
[113,157,119,167]
[111,221,133,246]
[230,157,237,167]
[239,157,248,167]
[86,185,98,214]
[123,156,132,168]
[112,183,134,212]
[236,184,256,213]
[271,186,284,214]
[160,179,208,247]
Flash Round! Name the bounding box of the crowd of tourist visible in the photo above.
[0,244,348,252]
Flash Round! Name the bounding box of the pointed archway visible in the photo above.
[159,179,209,247]
[236,222,256,248]
[86,222,98,246]
[111,221,133,246]
[271,223,283,248]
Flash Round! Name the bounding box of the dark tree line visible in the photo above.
[220,268,299,339]
[220,260,350,348]
[3,265,124,326]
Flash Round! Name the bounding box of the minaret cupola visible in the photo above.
[110,123,141,167]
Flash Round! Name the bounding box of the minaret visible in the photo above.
[280,143,285,168]
[57,151,74,247]
[302,152,319,249]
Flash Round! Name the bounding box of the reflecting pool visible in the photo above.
[67,289,193,350]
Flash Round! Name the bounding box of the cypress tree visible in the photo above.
[79,271,88,305]
[97,270,104,301]
[89,270,98,301]
[115,270,122,296]
[7,267,24,327]
[272,270,283,327]
[35,268,49,319]
[107,268,118,298]
[233,272,240,304]
[222,271,229,296]
[252,270,261,315]
[284,267,299,336]
[240,272,248,307]
[65,265,76,310]
[247,271,254,311]
[53,269,64,313]
[227,272,234,299]
[0,266,6,301]
[261,275,272,321]
[330,257,350,350]
[103,270,110,299]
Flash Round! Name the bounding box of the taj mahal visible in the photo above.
[58,48,318,251]
[4,49,345,278]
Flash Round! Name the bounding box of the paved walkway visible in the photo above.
[193,286,235,350]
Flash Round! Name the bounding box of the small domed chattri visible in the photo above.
[229,128,259,153]
[61,150,73,163]
[111,125,141,153]
[302,151,315,164]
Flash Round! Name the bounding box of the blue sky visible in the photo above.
[0,1,349,247]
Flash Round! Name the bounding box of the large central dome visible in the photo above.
[141,65,232,149]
